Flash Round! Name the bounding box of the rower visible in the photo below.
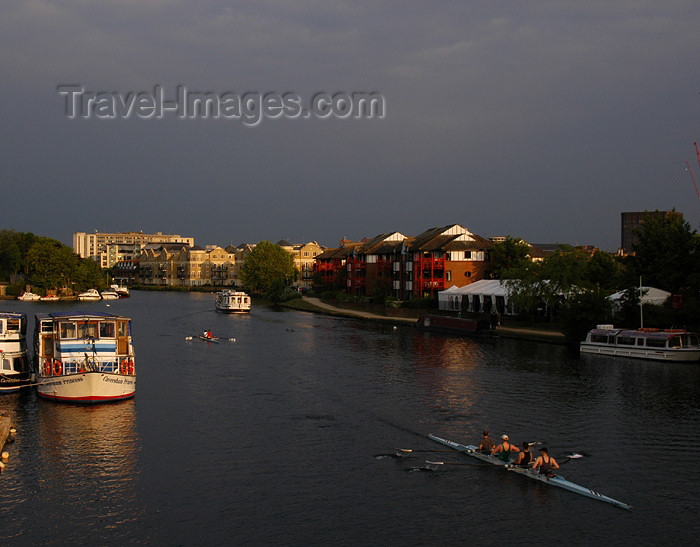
[203,330,213,339]
[478,430,494,454]
[491,434,520,462]
[513,442,532,468]
[531,447,560,476]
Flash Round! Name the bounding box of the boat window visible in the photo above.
[60,322,77,339]
[41,321,53,333]
[77,321,99,339]
[118,321,129,337]
[1,357,10,371]
[7,319,20,332]
[646,338,666,348]
[0,321,4,334]
[687,334,699,346]
[617,336,636,346]
[99,322,116,338]
[668,336,682,348]
[637,338,645,346]
[590,334,608,343]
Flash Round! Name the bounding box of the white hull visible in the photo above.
[36,372,135,402]
[215,290,251,313]
[18,292,41,301]
[580,343,700,362]
[33,312,136,404]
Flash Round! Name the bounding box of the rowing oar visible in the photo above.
[425,460,490,467]
[398,448,463,453]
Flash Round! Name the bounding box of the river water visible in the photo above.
[0,292,698,545]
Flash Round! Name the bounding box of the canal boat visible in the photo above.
[416,313,491,336]
[33,311,136,403]
[0,312,33,393]
[215,289,251,313]
[427,434,631,510]
[580,325,700,362]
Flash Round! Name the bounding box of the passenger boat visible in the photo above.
[215,289,251,313]
[33,312,136,403]
[580,325,700,362]
[0,312,33,393]
[427,434,631,510]
[77,289,101,301]
[18,291,41,301]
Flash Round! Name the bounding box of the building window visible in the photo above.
[446,271,452,281]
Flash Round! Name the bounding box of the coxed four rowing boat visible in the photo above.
[428,434,630,510]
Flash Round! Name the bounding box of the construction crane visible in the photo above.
[686,142,700,200]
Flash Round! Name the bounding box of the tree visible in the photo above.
[490,236,531,279]
[240,241,297,295]
[628,210,700,294]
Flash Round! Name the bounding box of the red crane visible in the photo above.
[686,142,700,200]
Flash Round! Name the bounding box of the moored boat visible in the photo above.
[33,311,136,403]
[215,289,251,313]
[18,292,41,301]
[580,324,700,362]
[428,434,630,510]
[100,289,119,300]
[0,312,33,393]
[77,289,101,301]
[111,284,130,298]
[416,313,491,335]
[40,294,60,302]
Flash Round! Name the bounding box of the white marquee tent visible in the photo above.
[607,286,671,313]
[438,280,515,315]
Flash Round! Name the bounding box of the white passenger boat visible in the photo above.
[580,324,700,362]
[77,289,101,301]
[428,434,630,510]
[100,289,119,300]
[33,312,136,403]
[0,312,33,393]
[215,289,251,313]
[18,291,41,301]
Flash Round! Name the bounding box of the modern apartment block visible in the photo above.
[314,224,494,299]
[73,231,195,268]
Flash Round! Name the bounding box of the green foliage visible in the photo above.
[240,240,297,295]
[0,230,104,293]
[490,236,531,279]
[627,210,700,294]
[559,290,613,344]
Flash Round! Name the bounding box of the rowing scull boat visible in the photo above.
[428,434,630,510]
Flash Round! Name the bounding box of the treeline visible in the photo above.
[492,211,700,342]
[0,229,104,295]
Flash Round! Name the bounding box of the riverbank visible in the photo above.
[282,296,566,344]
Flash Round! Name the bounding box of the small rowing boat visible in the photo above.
[428,434,630,510]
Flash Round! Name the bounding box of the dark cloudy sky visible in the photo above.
[2,1,699,251]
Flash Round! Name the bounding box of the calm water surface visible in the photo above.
[1,292,699,545]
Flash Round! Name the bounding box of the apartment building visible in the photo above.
[277,240,327,289]
[73,231,195,268]
[138,243,253,287]
[315,224,494,299]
